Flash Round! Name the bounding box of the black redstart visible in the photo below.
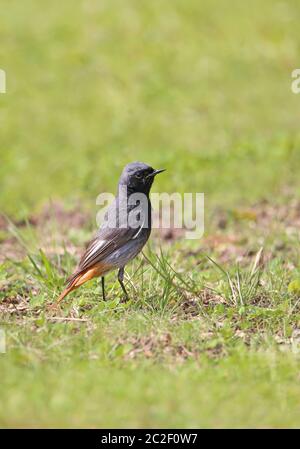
[57,161,165,303]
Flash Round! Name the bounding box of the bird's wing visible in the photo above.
[77,226,140,272]
[77,196,150,272]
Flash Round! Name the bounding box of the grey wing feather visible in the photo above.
[78,226,143,271]
[77,197,151,272]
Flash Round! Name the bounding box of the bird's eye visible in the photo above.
[135,173,142,179]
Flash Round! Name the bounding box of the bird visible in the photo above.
[57,162,165,303]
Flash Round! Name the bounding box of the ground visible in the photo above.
[1,0,300,428]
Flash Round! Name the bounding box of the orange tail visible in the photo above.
[57,284,77,303]
[57,262,112,303]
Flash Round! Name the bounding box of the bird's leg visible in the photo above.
[101,276,106,301]
[117,267,129,301]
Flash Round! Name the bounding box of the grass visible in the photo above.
[1,0,300,428]
[2,210,300,428]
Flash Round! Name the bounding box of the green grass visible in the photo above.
[2,347,300,428]
[1,0,300,428]
[2,222,300,428]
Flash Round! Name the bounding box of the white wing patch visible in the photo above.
[132,219,145,240]
[85,240,106,258]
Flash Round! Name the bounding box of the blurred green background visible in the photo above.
[1,0,300,218]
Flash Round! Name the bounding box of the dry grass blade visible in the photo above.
[250,247,264,278]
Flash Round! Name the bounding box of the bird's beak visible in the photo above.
[147,168,166,178]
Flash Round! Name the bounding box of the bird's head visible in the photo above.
[118,161,165,195]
